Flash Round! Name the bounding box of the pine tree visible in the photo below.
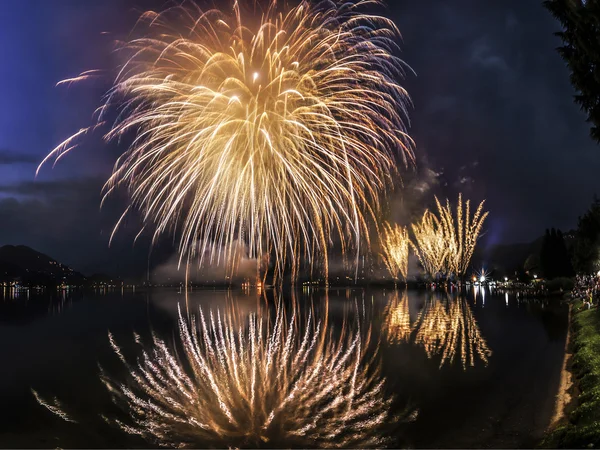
[573,196,600,273]
[544,0,600,143]
[556,229,576,276]
[541,229,552,278]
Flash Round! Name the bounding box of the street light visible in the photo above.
[533,274,538,279]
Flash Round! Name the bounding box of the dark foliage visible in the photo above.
[544,0,600,143]
[540,228,575,278]
[541,310,600,448]
[573,197,600,273]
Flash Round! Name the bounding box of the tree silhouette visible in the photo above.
[556,229,575,277]
[540,229,553,278]
[544,0,600,143]
[541,228,575,278]
[573,196,600,274]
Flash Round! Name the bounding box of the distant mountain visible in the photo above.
[0,245,86,285]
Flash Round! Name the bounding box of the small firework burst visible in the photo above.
[411,211,449,279]
[434,194,489,278]
[411,194,488,279]
[380,222,410,282]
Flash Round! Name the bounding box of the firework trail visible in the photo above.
[380,222,410,282]
[38,0,414,281]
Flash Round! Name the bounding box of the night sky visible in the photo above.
[0,0,598,276]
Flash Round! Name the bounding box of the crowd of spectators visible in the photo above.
[572,274,600,309]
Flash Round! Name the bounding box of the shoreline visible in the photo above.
[540,303,600,448]
[547,302,575,431]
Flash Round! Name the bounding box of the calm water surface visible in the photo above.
[0,287,568,448]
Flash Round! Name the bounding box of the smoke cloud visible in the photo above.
[152,241,260,284]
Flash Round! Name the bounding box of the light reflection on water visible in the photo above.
[104,292,399,448]
[0,287,568,448]
[384,290,492,370]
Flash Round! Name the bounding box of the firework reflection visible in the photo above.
[101,294,392,448]
[384,293,491,370]
[383,290,411,344]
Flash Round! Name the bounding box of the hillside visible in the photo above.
[0,245,86,285]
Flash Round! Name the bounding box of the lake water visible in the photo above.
[0,287,568,448]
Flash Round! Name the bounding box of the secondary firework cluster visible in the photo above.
[380,194,489,282]
[383,291,491,369]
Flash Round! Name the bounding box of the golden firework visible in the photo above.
[380,222,410,281]
[38,0,413,281]
[101,298,392,448]
[410,211,448,279]
[410,194,488,279]
[434,194,488,277]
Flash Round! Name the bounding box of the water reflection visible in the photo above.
[0,288,80,325]
[9,288,568,449]
[383,291,411,344]
[39,291,395,448]
[384,291,492,370]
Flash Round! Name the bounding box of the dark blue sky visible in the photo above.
[0,0,598,275]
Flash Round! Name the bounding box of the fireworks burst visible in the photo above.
[434,194,488,278]
[100,299,392,448]
[38,0,413,281]
[410,211,448,279]
[380,222,410,281]
[410,194,488,279]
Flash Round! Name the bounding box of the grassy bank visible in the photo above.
[542,308,600,448]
